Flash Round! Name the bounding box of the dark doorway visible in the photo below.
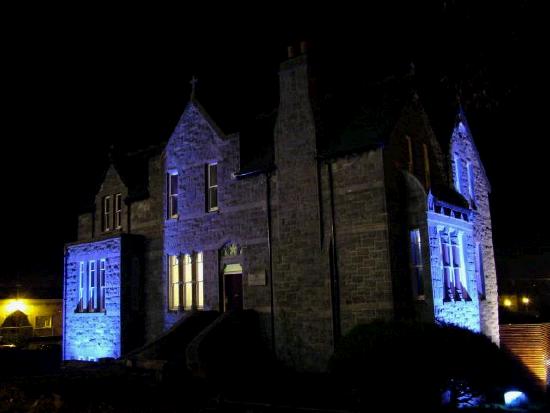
[224,273,243,312]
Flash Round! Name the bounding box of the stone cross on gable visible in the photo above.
[190,76,198,99]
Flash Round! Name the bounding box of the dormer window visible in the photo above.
[207,163,218,212]
[167,171,178,219]
[115,194,122,229]
[102,196,112,232]
[102,193,122,232]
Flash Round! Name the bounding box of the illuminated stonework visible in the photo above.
[63,52,500,370]
[63,237,122,361]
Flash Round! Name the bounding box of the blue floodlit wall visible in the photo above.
[427,199,481,333]
[63,236,122,361]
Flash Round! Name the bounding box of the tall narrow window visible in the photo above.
[405,136,413,173]
[454,154,462,194]
[102,196,112,232]
[183,254,193,310]
[167,171,178,219]
[207,163,218,212]
[196,252,204,309]
[114,193,122,229]
[467,161,475,203]
[99,259,106,311]
[409,229,425,298]
[441,230,468,301]
[423,144,431,189]
[88,260,97,311]
[78,261,85,312]
[475,242,486,299]
[168,255,180,311]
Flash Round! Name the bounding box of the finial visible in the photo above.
[190,76,198,99]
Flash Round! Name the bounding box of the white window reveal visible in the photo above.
[466,161,475,203]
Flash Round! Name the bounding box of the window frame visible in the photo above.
[114,193,122,230]
[98,259,106,311]
[409,228,425,299]
[78,261,85,312]
[168,255,181,311]
[167,171,179,219]
[440,229,469,302]
[207,163,218,212]
[35,315,52,329]
[88,260,97,311]
[405,136,413,173]
[102,195,112,232]
[422,143,431,189]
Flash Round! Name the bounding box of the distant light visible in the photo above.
[504,390,527,407]
[503,298,512,307]
[521,297,530,304]
[6,299,27,313]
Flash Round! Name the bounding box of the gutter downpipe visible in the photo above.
[327,159,341,345]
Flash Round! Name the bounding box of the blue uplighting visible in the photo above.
[63,237,122,361]
[504,390,528,408]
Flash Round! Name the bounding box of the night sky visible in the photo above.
[3,2,546,294]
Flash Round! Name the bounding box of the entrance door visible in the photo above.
[224,273,243,311]
[223,263,243,311]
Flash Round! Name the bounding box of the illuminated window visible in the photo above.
[405,136,413,173]
[196,252,204,309]
[88,260,97,311]
[114,193,122,229]
[475,243,485,299]
[168,252,204,311]
[207,163,218,212]
[167,171,178,219]
[409,229,425,299]
[102,196,112,232]
[35,315,52,329]
[423,144,431,189]
[168,255,181,311]
[78,262,85,312]
[440,229,469,302]
[453,154,462,194]
[99,259,106,311]
[466,161,475,203]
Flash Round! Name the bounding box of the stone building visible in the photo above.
[63,49,499,370]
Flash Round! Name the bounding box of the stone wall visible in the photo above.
[64,237,122,360]
[162,101,271,339]
[450,118,499,344]
[329,150,394,335]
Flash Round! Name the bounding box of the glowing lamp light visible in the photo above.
[504,390,527,407]
[503,298,512,307]
[521,297,530,304]
[6,299,27,313]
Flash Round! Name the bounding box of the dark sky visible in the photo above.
[2,1,547,293]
